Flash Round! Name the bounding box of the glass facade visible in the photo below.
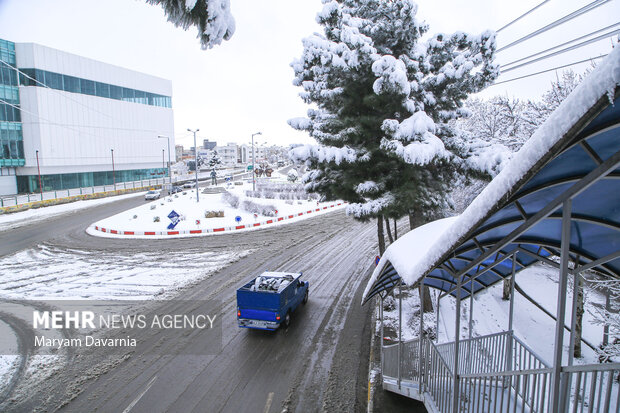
[19,68,172,108]
[17,167,167,193]
[0,38,25,167]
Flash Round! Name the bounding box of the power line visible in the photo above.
[491,54,607,87]
[497,0,612,53]
[501,23,620,69]
[501,28,619,74]
[496,0,551,34]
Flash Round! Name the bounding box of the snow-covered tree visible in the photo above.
[588,278,620,362]
[147,0,235,49]
[208,150,222,170]
[289,0,499,253]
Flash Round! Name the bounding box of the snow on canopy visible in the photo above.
[362,216,458,301]
[362,45,620,303]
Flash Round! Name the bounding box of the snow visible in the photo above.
[401,46,620,286]
[372,55,410,96]
[289,144,358,165]
[395,111,436,140]
[435,264,607,366]
[88,181,345,239]
[0,191,145,233]
[362,216,458,303]
[380,134,449,166]
[0,244,254,300]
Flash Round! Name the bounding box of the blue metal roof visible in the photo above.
[364,88,620,304]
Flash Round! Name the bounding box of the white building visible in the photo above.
[214,143,238,166]
[0,39,174,195]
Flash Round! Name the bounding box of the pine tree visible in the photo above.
[147,0,235,49]
[290,0,499,253]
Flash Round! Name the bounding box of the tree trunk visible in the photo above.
[409,212,432,312]
[384,216,394,244]
[502,277,511,301]
[420,284,434,313]
[574,275,584,358]
[377,215,385,256]
[393,218,398,240]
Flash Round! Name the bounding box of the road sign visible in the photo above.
[375,255,381,266]
[167,210,180,230]
[247,165,253,171]
[235,216,242,223]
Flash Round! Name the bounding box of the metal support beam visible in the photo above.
[419,281,425,387]
[452,275,462,413]
[552,199,572,412]
[436,293,441,344]
[380,297,384,374]
[398,279,402,389]
[449,149,620,283]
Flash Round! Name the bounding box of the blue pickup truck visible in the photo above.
[237,271,309,330]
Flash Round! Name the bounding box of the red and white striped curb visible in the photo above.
[91,203,346,236]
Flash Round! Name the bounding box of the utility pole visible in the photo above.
[158,135,172,191]
[187,128,200,202]
[251,131,261,192]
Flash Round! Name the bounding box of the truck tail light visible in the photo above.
[276,315,281,321]
[237,310,241,317]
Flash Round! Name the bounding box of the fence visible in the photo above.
[381,331,620,413]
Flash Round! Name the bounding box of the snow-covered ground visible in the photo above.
[0,191,146,233]
[0,244,254,301]
[382,263,611,367]
[88,179,345,238]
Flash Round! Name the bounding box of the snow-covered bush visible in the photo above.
[153,216,160,222]
[222,191,239,208]
[241,200,277,217]
[287,169,299,182]
[150,205,156,210]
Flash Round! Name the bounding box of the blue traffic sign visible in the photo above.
[167,210,180,230]
[235,216,242,223]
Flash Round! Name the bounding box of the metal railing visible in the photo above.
[0,177,168,208]
[381,331,619,413]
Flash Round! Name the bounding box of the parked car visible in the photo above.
[144,190,161,200]
[237,271,308,330]
[169,186,183,194]
[182,181,196,188]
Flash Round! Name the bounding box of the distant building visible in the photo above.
[175,145,183,162]
[0,38,174,195]
[202,139,216,150]
[214,143,238,166]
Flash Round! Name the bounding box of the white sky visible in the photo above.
[0,0,617,148]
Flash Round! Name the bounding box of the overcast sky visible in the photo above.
[0,0,617,148]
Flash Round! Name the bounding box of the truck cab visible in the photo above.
[237,272,309,330]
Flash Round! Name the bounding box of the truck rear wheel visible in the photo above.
[283,312,291,329]
[303,290,308,304]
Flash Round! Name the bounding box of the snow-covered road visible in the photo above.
[0,205,379,413]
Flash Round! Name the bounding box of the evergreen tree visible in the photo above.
[208,150,223,170]
[289,0,499,253]
[147,0,235,49]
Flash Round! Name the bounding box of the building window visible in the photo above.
[17,67,172,108]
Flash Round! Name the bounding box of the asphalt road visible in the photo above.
[0,193,381,413]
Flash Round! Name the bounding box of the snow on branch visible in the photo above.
[289,144,358,165]
[147,0,236,49]
[346,193,395,219]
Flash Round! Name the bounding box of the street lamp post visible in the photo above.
[111,149,115,190]
[187,128,200,202]
[35,150,43,198]
[251,131,261,192]
[157,135,172,191]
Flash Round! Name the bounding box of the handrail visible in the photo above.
[511,332,551,368]
[561,361,620,372]
[428,338,454,375]
[460,366,553,378]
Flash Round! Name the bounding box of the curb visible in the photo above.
[90,202,346,237]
